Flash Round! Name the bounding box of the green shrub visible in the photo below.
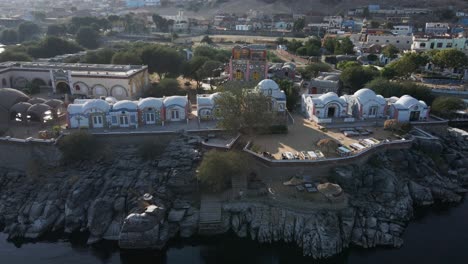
[58,131,98,162]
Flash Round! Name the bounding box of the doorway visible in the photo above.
[92,115,103,128]
[146,112,156,124]
[171,110,180,121]
[410,111,420,121]
[327,107,336,118]
[119,115,129,127]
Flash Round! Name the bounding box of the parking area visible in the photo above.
[249,114,401,160]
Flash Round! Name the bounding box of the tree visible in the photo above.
[337,60,360,70]
[200,35,213,44]
[367,54,378,62]
[31,11,46,22]
[384,119,399,132]
[366,77,435,105]
[369,20,380,28]
[144,78,184,97]
[26,36,83,58]
[214,88,275,133]
[0,50,32,62]
[286,39,303,54]
[76,26,100,49]
[184,55,210,88]
[432,49,468,70]
[47,24,67,36]
[276,37,288,45]
[111,50,142,65]
[277,79,298,111]
[0,29,18,44]
[299,62,331,79]
[431,96,465,119]
[140,45,184,78]
[334,37,354,55]
[317,138,339,154]
[152,14,172,32]
[293,18,305,32]
[193,46,230,62]
[382,44,399,59]
[340,65,379,93]
[197,150,249,192]
[82,48,115,64]
[18,22,41,42]
[323,37,336,54]
[58,131,98,162]
[382,52,428,78]
[363,7,370,18]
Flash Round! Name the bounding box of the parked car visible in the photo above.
[281,152,294,160]
[299,151,310,160]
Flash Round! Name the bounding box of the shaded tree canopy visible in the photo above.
[76,26,100,49]
[26,36,83,58]
[340,65,379,93]
[432,49,468,69]
[366,77,435,105]
[18,22,41,42]
[0,29,18,44]
[197,150,249,192]
[47,24,67,36]
[382,44,399,59]
[431,96,465,118]
[214,88,275,133]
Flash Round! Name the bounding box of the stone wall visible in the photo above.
[0,139,61,171]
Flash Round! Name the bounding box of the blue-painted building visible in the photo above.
[125,0,145,8]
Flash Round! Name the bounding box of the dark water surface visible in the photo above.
[1,196,467,264]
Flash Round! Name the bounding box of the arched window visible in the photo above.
[252,71,260,81]
[75,85,81,91]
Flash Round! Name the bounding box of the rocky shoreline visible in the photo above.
[0,129,467,259]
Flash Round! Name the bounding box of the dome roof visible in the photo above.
[67,104,83,115]
[256,79,279,91]
[27,103,52,117]
[354,88,386,104]
[138,97,164,109]
[10,102,32,114]
[113,100,138,111]
[44,99,63,109]
[0,88,29,110]
[394,95,421,109]
[164,96,188,107]
[324,75,339,81]
[312,92,347,106]
[28,97,46,104]
[82,99,111,112]
[105,97,117,104]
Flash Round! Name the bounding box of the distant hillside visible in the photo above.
[153,0,468,17]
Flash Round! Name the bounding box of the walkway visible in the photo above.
[198,194,223,234]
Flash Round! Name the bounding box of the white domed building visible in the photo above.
[110,100,139,128]
[305,92,348,122]
[163,95,190,122]
[138,97,164,125]
[197,93,221,121]
[67,99,111,128]
[389,95,430,122]
[255,79,287,113]
[347,88,387,119]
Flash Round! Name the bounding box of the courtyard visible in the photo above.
[249,114,402,160]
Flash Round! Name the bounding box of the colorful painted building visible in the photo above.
[228,45,268,82]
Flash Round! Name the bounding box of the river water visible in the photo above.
[0,195,466,264]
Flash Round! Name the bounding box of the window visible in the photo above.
[171,110,179,119]
[146,113,155,122]
[386,40,389,43]
[111,116,117,124]
[375,40,379,42]
[436,42,443,48]
[396,40,400,43]
[407,41,410,44]
[235,70,243,80]
[446,43,452,48]
[119,115,129,125]
[252,71,260,81]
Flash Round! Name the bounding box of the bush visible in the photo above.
[197,150,249,192]
[58,131,98,162]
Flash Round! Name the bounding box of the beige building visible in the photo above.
[0,62,150,100]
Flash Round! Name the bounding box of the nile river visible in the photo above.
[0,196,466,264]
